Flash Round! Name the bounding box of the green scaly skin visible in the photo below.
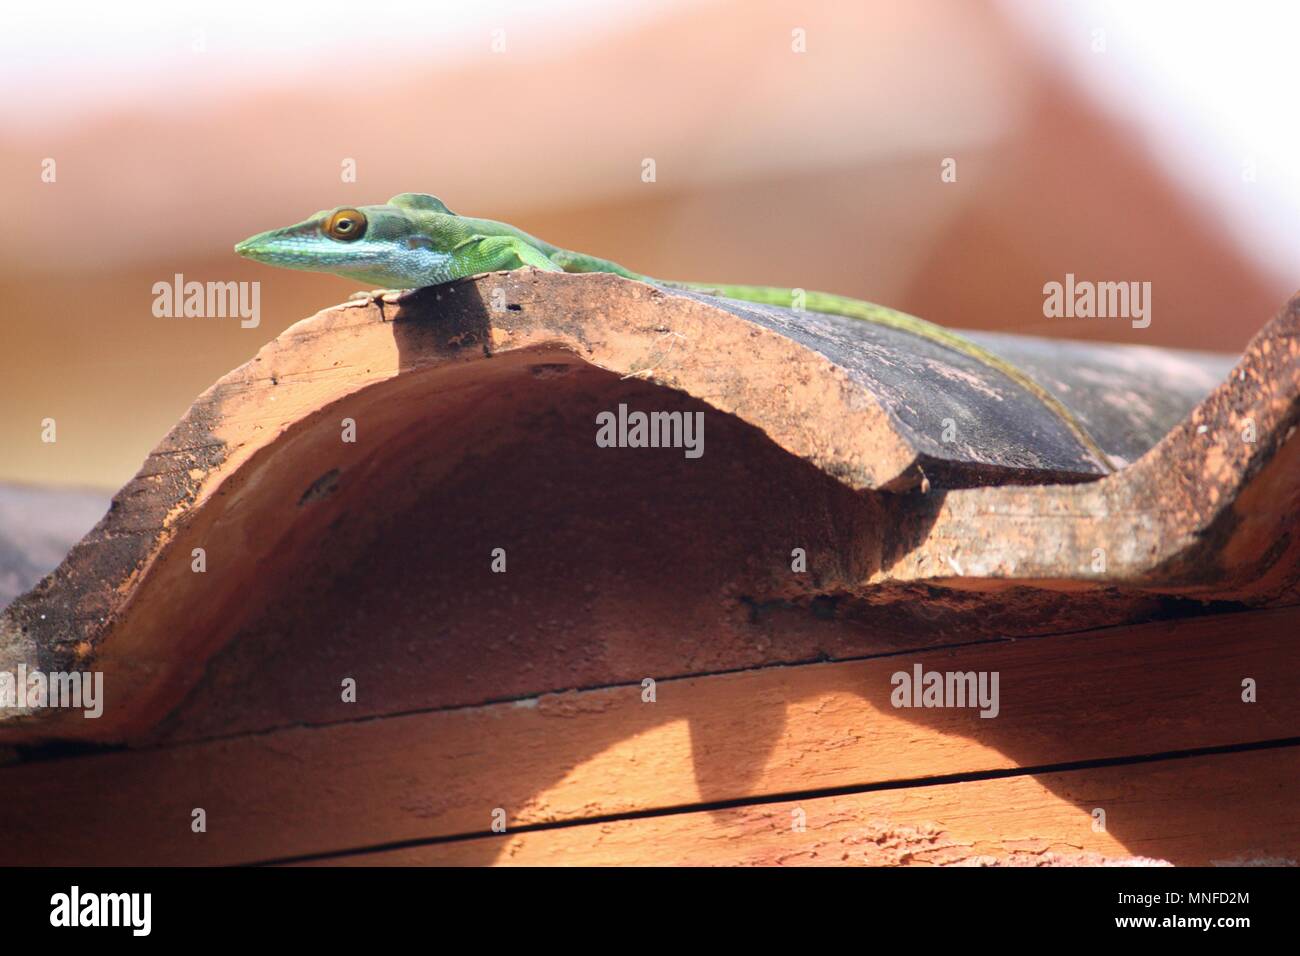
[235,193,1116,474]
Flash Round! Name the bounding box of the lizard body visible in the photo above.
[235,193,1115,473]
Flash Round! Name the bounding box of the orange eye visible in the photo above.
[325,208,367,242]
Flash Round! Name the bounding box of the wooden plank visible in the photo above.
[312,746,1300,867]
[0,607,1294,865]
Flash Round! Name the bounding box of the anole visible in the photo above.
[235,193,1115,473]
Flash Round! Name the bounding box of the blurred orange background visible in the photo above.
[2,0,1295,489]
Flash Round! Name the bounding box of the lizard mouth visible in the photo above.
[234,226,381,269]
[232,236,263,258]
[233,228,300,263]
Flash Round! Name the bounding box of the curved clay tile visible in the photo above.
[1,273,1296,745]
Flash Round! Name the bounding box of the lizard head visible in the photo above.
[234,194,461,287]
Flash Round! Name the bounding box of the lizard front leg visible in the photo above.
[451,235,564,275]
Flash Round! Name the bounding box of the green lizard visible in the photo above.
[235,192,1116,474]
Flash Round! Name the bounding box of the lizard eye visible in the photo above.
[325,208,367,242]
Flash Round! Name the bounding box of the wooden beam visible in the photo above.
[0,607,1294,865]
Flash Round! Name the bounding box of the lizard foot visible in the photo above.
[347,288,416,307]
